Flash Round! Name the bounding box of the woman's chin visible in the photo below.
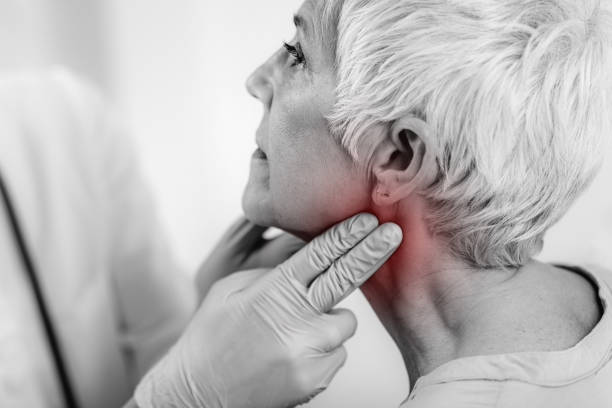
[241,185,362,241]
[241,189,276,227]
[241,191,311,240]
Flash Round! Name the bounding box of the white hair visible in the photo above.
[323,0,612,268]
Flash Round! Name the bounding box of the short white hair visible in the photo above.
[324,0,612,268]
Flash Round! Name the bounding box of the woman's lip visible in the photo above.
[252,148,268,160]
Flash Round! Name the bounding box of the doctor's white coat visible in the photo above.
[0,68,196,408]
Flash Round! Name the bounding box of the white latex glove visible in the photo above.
[134,213,402,408]
[196,217,305,299]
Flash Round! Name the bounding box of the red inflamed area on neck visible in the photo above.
[307,180,429,287]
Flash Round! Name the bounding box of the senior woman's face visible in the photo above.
[242,0,370,238]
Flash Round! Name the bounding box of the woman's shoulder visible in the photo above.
[546,263,603,337]
[460,261,604,356]
[412,262,612,407]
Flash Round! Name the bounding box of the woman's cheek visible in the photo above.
[278,158,372,239]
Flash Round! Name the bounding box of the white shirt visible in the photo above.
[400,263,612,407]
[0,68,196,408]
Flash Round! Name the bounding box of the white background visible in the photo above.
[1,0,611,406]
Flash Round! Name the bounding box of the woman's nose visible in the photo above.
[246,64,272,107]
[246,50,283,109]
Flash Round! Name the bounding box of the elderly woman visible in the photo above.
[242,0,612,406]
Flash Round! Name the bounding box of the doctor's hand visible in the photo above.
[196,217,305,300]
[134,213,402,408]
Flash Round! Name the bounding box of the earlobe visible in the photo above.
[371,116,438,207]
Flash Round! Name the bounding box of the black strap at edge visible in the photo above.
[0,172,78,408]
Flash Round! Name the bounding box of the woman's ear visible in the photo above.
[371,116,438,206]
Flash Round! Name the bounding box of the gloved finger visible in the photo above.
[225,217,268,250]
[222,216,250,237]
[315,308,358,352]
[197,219,263,298]
[245,233,305,269]
[208,268,270,298]
[307,222,402,313]
[212,216,250,245]
[298,346,348,398]
[277,213,379,287]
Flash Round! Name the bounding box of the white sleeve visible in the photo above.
[85,78,197,384]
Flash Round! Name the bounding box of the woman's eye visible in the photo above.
[283,42,306,67]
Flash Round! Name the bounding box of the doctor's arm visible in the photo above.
[127,214,402,408]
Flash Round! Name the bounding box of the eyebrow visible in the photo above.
[293,14,311,37]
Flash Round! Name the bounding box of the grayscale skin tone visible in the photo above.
[243,0,603,389]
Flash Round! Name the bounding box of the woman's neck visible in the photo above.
[362,203,519,388]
